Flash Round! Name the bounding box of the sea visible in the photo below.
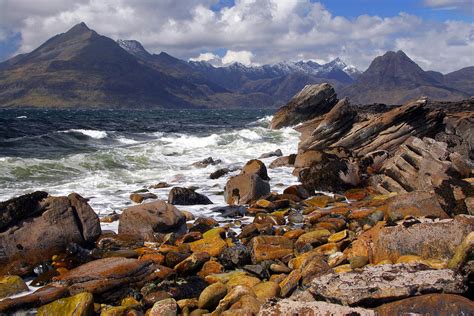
[0,108,301,231]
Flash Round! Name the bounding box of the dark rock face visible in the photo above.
[270,83,338,129]
[259,149,283,159]
[0,191,48,231]
[118,200,187,240]
[308,263,466,306]
[0,192,101,275]
[374,294,474,316]
[192,157,221,168]
[210,168,230,179]
[299,98,445,156]
[168,187,213,205]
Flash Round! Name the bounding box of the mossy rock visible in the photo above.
[38,292,94,316]
[0,275,28,299]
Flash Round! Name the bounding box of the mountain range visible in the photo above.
[0,22,472,108]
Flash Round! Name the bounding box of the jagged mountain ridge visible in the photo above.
[0,23,472,108]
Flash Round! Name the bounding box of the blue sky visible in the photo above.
[0,0,472,72]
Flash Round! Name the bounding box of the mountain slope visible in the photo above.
[0,23,221,108]
[340,50,469,104]
[444,66,474,96]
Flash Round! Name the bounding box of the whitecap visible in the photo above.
[69,129,108,139]
[117,137,139,145]
[238,129,262,140]
[16,116,27,119]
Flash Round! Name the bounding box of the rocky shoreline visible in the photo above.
[0,83,473,315]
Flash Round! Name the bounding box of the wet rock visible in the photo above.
[349,215,474,264]
[295,229,331,253]
[269,154,296,169]
[153,276,207,301]
[198,282,227,310]
[308,263,466,306]
[283,185,310,199]
[243,264,270,279]
[188,232,227,257]
[100,212,120,223]
[37,292,94,316]
[174,252,210,275]
[0,193,101,276]
[189,217,219,234]
[130,192,157,203]
[270,83,338,129]
[57,257,162,297]
[259,149,283,159]
[374,293,474,316]
[192,157,221,168]
[258,299,375,316]
[224,174,270,205]
[0,275,28,299]
[149,182,170,189]
[211,205,247,218]
[241,159,270,181]
[166,250,191,268]
[149,298,178,316]
[210,168,230,179]
[384,191,449,221]
[118,200,187,241]
[0,284,68,313]
[300,257,330,285]
[168,187,213,205]
[250,236,294,264]
[220,244,251,269]
[142,291,172,308]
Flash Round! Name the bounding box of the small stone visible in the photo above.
[304,195,333,208]
[213,285,255,315]
[149,182,170,189]
[295,229,331,252]
[253,281,280,300]
[333,264,352,273]
[226,275,261,290]
[349,256,369,269]
[328,230,347,243]
[198,260,224,279]
[149,298,177,316]
[198,282,227,310]
[174,252,210,275]
[250,236,294,264]
[130,192,157,203]
[270,263,291,274]
[219,244,251,269]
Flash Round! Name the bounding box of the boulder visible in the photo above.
[384,191,449,221]
[168,187,213,205]
[249,236,294,264]
[349,215,474,264]
[270,83,338,129]
[118,200,187,241]
[210,168,230,179]
[241,159,270,181]
[374,293,474,316]
[308,263,466,306]
[258,299,375,316]
[57,257,162,297]
[211,205,247,218]
[224,174,270,205]
[37,292,94,316]
[220,244,251,269]
[0,192,101,275]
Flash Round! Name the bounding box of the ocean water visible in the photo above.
[0,108,301,230]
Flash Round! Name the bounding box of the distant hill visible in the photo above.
[340,50,470,104]
[0,23,472,108]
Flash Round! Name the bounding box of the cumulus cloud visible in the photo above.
[189,52,221,63]
[0,0,473,73]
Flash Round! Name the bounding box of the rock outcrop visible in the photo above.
[0,192,101,275]
[168,187,213,205]
[270,83,338,129]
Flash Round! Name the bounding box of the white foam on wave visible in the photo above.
[238,129,262,140]
[69,129,108,139]
[117,137,139,145]
[16,116,27,119]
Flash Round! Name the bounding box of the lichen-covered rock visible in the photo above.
[308,263,466,306]
[118,200,187,241]
[253,281,280,301]
[149,298,178,316]
[0,276,28,299]
[384,191,449,221]
[174,252,210,275]
[249,236,294,264]
[258,299,375,316]
[37,292,94,316]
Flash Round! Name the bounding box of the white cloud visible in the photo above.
[221,50,255,66]
[423,0,473,12]
[189,52,221,63]
[0,0,473,73]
